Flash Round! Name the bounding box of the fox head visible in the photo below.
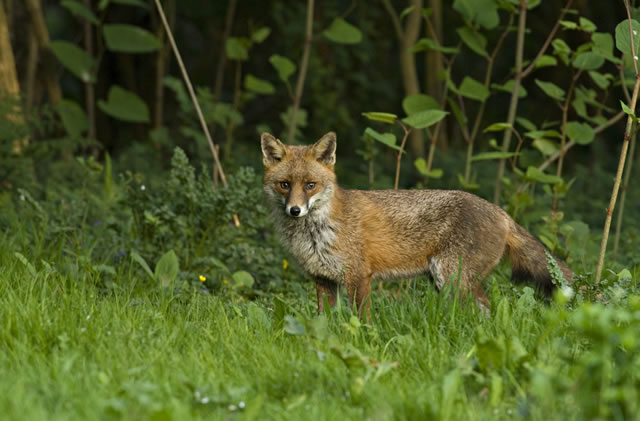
[261,132,337,218]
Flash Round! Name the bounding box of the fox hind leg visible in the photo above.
[429,255,490,312]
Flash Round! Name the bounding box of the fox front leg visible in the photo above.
[315,278,338,314]
[346,276,372,320]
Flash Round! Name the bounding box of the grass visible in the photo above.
[3,241,639,421]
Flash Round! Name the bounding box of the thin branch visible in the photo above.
[613,125,637,259]
[595,0,639,283]
[394,122,411,190]
[536,111,626,173]
[521,0,574,79]
[152,0,227,185]
[286,0,314,143]
[493,1,527,203]
[380,0,404,40]
[213,0,237,99]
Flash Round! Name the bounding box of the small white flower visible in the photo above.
[20,194,25,201]
[238,401,245,409]
[140,185,146,191]
[228,404,237,411]
[561,285,575,300]
[634,30,638,35]
[635,55,638,61]
[200,397,210,404]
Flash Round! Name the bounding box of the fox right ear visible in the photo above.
[261,133,287,166]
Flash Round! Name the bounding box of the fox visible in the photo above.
[261,131,572,316]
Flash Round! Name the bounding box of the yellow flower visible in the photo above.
[223,279,228,285]
[283,259,289,270]
[199,275,206,282]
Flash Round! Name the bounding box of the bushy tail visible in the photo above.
[505,222,572,293]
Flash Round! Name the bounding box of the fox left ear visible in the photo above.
[261,133,287,166]
[310,132,337,166]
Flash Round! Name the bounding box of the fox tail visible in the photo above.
[505,222,572,293]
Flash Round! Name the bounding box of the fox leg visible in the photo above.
[315,278,338,313]
[345,275,372,320]
[430,255,490,312]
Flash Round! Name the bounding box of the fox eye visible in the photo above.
[279,181,290,190]
[305,182,316,190]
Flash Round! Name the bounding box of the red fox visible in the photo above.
[261,131,572,315]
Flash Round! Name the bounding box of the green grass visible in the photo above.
[3,243,639,421]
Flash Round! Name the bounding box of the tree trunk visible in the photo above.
[0,0,28,160]
[24,0,62,105]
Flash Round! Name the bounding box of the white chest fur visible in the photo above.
[273,208,344,281]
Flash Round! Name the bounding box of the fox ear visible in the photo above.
[261,133,287,166]
[310,132,337,166]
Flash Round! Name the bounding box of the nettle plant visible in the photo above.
[363,1,633,254]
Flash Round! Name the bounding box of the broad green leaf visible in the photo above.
[615,19,640,57]
[483,122,511,133]
[155,250,179,288]
[534,55,557,68]
[620,100,636,118]
[251,27,271,43]
[559,20,578,30]
[56,99,89,137]
[525,129,562,139]
[592,32,619,63]
[565,121,595,145]
[403,94,439,115]
[572,52,604,70]
[516,117,536,131]
[284,315,306,335]
[130,250,155,280]
[459,77,489,102]
[492,80,527,98]
[447,97,467,127]
[362,112,397,124]
[402,109,448,129]
[232,270,255,289]
[109,0,149,8]
[226,37,249,61]
[552,38,571,65]
[532,138,559,156]
[103,24,161,53]
[98,85,150,122]
[364,127,402,152]
[525,166,563,184]
[61,0,99,24]
[399,6,415,19]
[452,0,499,30]
[579,17,597,33]
[457,173,480,190]
[414,158,443,178]
[269,55,296,82]
[535,79,565,101]
[244,74,275,94]
[50,40,96,82]
[410,38,459,54]
[456,27,488,57]
[470,151,516,161]
[323,18,362,44]
[588,71,610,89]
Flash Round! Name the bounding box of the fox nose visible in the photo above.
[289,206,301,217]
